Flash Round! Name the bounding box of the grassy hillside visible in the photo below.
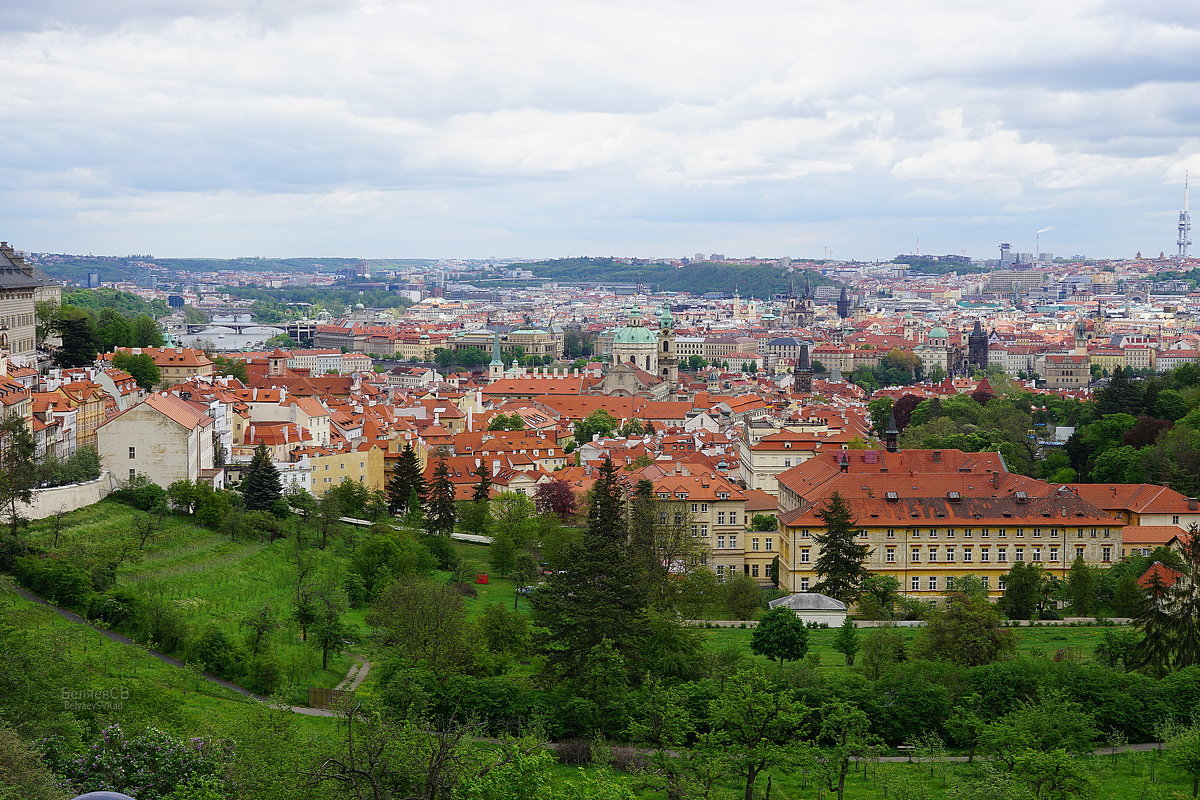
[520,257,838,298]
[22,500,361,704]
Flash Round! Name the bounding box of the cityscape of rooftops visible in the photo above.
[6,2,1200,799]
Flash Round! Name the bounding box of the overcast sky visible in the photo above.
[3,0,1200,261]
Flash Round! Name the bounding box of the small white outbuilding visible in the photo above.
[767,593,848,627]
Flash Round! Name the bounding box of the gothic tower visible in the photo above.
[794,343,813,393]
[967,320,989,371]
[657,304,679,388]
[836,286,851,319]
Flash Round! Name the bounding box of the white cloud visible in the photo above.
[0,0,1199,258]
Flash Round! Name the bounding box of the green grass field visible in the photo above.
[24,500,360,703]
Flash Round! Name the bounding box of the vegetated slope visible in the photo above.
[519,257,838,298]
[21,500,358,702]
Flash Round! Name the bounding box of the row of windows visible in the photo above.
[798,527,1115,539]
[716,563,764,580]
[801,545,1113,564]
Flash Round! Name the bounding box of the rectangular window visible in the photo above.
[982,576,990,589]
[1016,528,1025,538]
[911,576,920,591]
[1076,546,1085,559]
[129,468,136,479]
[1032,548,1042,562]
[928,576,938,591]
[751,564,760,577]
[716,565,726,580]
[946,547,956,562]
[765,537,774,551]
[911,548,920,562]
[928,529,937,538]
[700,524,708,536]
[1015,548,1024,562]
[1174,515,1181,525]
[947,528,955,538]
[784,458,791,467]
[1103,546,1112,562]
[660,513,669,524]
[729,512,737,525]
[1050,528,1060,538]
[886,528,895,538]
[981,547,990,562]
[963,547,973,562]
[1033,528,1041,537]
[998,547,1008,562]
[800,549,810,563]
[717,535,725,549]
[128,446,136,459]
[801,529,811,538]
[702,503,709,513]
[729,536,738,549]
[800,577,810,591]
[912,529,921,538]
[981,528,990,537]
[691,503,699,513]
[964,528,973,538]
[928,548,938,562]
[998,577,1006,590]
[1049,548,1059,562]
[947,577,956,590]
[752,538,760,552]
[886,548,896,563]
[717,512,726,525]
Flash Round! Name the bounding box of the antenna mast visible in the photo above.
[1179,170,1192,260]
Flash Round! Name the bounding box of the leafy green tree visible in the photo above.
[129,314,164,347]
[0,414,38,558]
[978,694,1098,769]
[368,579,473,671]
[708,667,809,800]
[750,513,777,531]
[999,561,1042,619]
[210,354,249,382]
[94,306,132,350]
[460,461,493,537]
[1012,749,1097,800]
[812,491,870,603]
[111,351,161,390]
[859,625,907,680]
[241,443,283,512]
[264,332,300,349]
[916,593,1015,666]
[805,700,884,800]
[724,573,762,619]
[1166,725,1200,798]
[487,412,526,431]
[479,602,530,656]
[1066,555,1095,616]
[749,606,809,664]
[424,459,457,535]
[573,409,618,443]
[531,457,648,677]
[831,616,860,665]
[858,573,901,619]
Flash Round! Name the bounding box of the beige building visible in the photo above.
[0,241,61,362]
[305,446,386,496]
[98,393,224,488]
[1040,353,1091,389]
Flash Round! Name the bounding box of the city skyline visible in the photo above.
[3,1,1200,260]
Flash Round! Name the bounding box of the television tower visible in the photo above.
[1178,171,1192,260]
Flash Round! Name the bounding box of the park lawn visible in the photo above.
[697,622,1133,671]
[552,750,1193,800]
[23,500,361,703]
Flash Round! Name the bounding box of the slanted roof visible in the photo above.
[768,593,847,612]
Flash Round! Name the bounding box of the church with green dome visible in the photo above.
[594,303,679,399]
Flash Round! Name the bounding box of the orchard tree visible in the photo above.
[831,616,859,665]
[0,414,39,558]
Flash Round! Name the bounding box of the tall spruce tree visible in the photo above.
[386,443,425,515]
[812,491,870,603]
[531,457,649,675]
[242,443,284,511]
[1134,526,1200,675]
[424,459,457,535]
[460,461,493,536]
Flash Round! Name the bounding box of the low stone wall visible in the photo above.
[21,472,118,520]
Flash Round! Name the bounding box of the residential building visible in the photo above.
[97,393,224,488]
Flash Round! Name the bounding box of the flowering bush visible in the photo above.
[60,724,229,800]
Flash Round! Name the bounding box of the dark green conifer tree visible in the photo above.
[387,443,425,515]
[531,457,649,676]
[812,491,870,603]
[424,459,457,535]
[242,443,283,511]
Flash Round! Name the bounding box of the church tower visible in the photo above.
[794,343,814,393]
[488,332,504,382]
[657,304,678,388]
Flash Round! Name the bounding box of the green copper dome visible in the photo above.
[928,325,949,339]
[613,326,659,345]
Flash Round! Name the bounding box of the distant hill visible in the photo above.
[28,254,435,284]
[518,257,837,298]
